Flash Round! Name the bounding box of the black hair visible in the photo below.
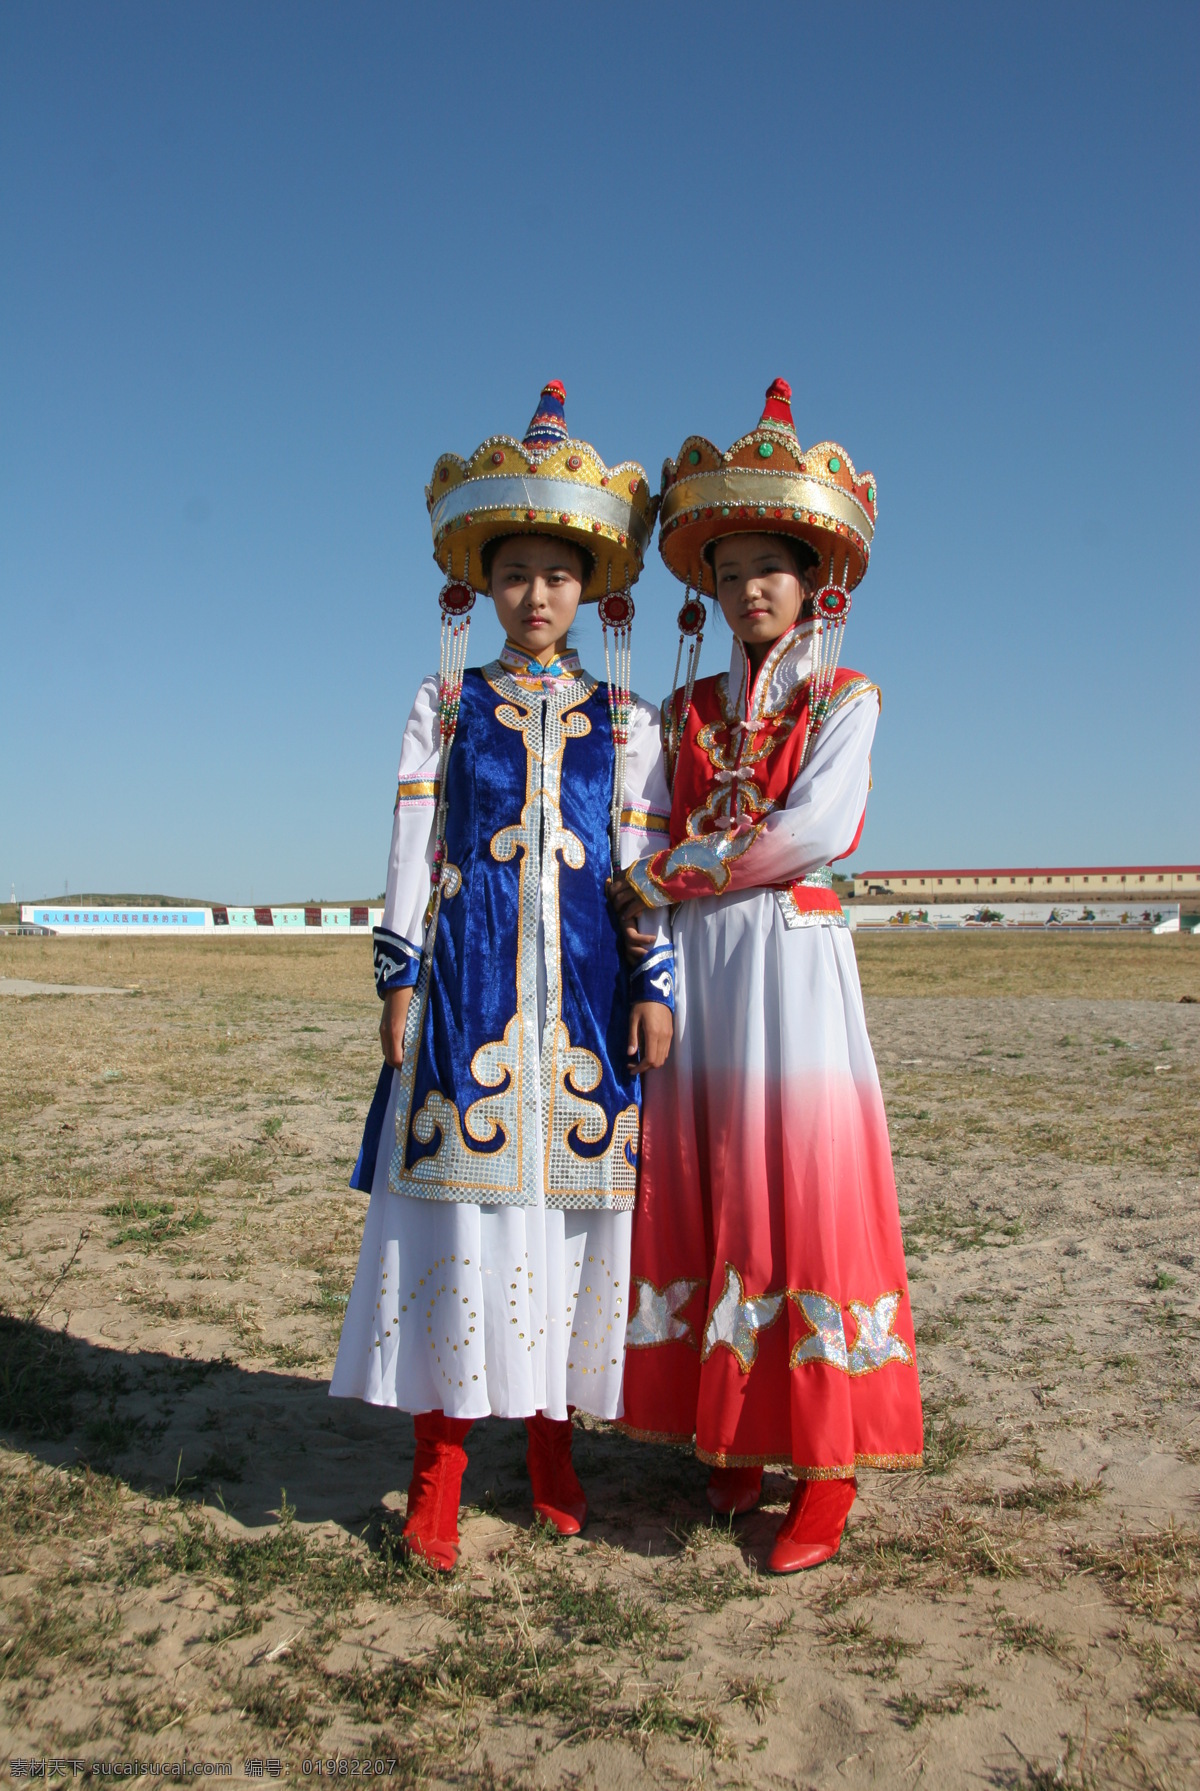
[781,536,821,577]
[480,532,594,589]
[702,532,820,579]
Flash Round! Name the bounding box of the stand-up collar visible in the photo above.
[727,620,819,721]
[499,642,584,692]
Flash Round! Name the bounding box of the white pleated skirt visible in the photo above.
[330,1068,631,1422]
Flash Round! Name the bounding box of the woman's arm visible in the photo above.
[374,676,440,1065]
[614,697,676,1008]
[624,683,878,909]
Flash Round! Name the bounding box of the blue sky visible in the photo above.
[2,1,1196,902]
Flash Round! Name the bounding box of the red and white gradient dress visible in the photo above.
[621,623,923,1478]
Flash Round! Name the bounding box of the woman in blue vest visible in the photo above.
[331,383,674,1570]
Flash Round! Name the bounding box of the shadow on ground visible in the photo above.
[0,1315,783,1556]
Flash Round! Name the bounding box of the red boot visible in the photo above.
[402,1411,472,1572]
[768,1476,856,1574]
[525,1410,588,1535]
[707,1465,763,1516]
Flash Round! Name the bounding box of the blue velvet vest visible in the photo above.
[387,663,639,1210]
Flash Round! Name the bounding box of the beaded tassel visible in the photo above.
[664,587,706,788]
[425,553,475,923]
[598,572,635,871]
[800,549,853,769]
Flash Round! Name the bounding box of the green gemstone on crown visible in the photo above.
[687,449,701,465]
[828,455,841,472]
[757,441,773,458]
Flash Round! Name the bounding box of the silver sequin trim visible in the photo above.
[389,666,638,1211]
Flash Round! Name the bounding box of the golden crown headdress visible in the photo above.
[422,381,650,880]
[657,380,879,785]
[425,380,656,603]
[658,378,877,596]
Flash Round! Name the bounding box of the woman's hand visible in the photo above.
[607,871,658,963]
[628,1000,673,1074]
[380,986,414,1067]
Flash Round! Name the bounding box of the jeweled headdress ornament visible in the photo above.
[424,382,655,876]
[657,378,878,777]
[426,379,656,602]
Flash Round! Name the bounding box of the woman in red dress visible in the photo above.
[612,380,922,1572]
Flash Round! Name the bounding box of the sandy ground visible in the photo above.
[1,933,1198,1789]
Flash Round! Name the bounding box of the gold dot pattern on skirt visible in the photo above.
[370,1250,485,1387]
[365,1227,625,1382]
[493,1256,536,1351]
[567,1250,625,1375]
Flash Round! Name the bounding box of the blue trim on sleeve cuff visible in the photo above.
[631,945,675,1012]
[373,924,421,997]
[380,962,419,992]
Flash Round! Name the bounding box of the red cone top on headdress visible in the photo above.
[760,377,795,432]
[522,379,569,450]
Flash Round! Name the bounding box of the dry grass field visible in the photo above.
[1,933,1198,1788]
